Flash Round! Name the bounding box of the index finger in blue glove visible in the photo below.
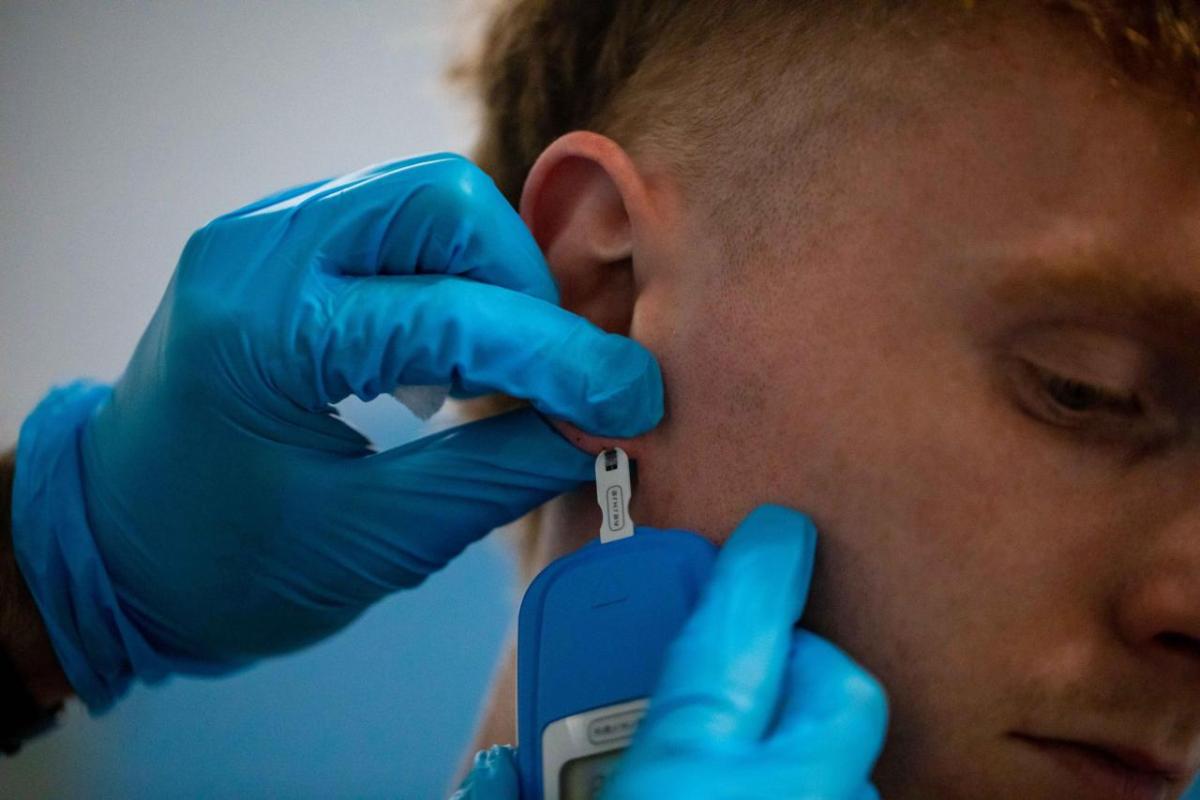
[224,153,557,302]
[637,504,818,749]
[297,273,662,436]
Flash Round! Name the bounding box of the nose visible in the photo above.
[1115,550,1200,676]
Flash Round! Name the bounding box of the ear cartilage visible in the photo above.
[595,447,635,543]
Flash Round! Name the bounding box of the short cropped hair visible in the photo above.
[460,0,1200,210]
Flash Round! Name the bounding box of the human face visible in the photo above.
[603,12,1200,800]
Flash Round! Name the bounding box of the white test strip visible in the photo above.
[595,448,635,543]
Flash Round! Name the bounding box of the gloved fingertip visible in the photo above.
[449,746,520,800]
[577,338,664,437]
[716,504,818,614]
[778,632,890,745]
[734,504,818,552]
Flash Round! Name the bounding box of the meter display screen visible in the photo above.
[559,749,625,800]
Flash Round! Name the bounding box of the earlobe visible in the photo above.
[545,415,651,460]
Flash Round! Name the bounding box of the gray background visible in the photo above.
[2,2,518,797]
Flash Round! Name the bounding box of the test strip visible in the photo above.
[595,448,635,543]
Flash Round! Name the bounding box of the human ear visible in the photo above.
[520,131,655,336]
[519,131,661,455]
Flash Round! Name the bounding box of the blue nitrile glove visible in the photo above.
[11,153,663,711]
[453,505,889,800]
[451,746,522,800]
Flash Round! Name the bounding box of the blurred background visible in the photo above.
[1,1,516,797]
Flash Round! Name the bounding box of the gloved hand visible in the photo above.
[452,505,888,800]
[11,153,663,710]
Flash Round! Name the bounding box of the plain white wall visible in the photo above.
[1,2,519,797]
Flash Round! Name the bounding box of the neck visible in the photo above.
[464,482,601,767]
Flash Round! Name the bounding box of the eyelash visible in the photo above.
[1015,361,1149,441]
[1037,369,1143,419]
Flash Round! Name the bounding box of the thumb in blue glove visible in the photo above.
[605,505,888,799]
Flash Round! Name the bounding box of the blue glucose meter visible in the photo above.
[516,448,717,800]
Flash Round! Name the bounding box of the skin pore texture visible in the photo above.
[469,6,1200,800]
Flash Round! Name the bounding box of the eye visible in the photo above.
[1038,368,1143,418]
[991,327,1182,455]
[1013,360,1158,445]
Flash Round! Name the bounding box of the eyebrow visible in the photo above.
[988,261,1200,356]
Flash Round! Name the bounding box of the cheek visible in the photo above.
[623,262,1132,780]
[615,280,803,538]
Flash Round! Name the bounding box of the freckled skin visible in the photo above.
[495,11,1200,799]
